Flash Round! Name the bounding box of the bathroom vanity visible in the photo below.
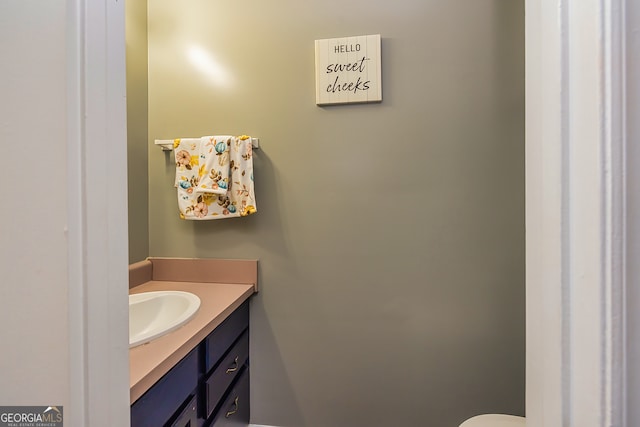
[128,258,257,427]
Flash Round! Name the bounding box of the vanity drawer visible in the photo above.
[205,330,249,419]
[210,368,250,427]
[204,301,249,372]
[131,348,198,427]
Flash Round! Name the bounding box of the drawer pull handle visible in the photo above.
[226,356,239,373]
[225,397,239,418]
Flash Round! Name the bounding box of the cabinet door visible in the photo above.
[210,369,249,427]
[131,349,198,427]
[169,395,198,427]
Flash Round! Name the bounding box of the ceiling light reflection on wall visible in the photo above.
[186,45,234,89]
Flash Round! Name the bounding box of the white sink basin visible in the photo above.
[129,291,201,348]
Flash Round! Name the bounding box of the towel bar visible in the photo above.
[154,137,260,151]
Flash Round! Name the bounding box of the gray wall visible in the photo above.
[144,1,525,425]
[126,0,149,263]
[1,0,70,407]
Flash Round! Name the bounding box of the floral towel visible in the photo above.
[174,135,257,220]
[197,136,231,195]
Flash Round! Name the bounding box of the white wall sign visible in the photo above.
[314,34,382,106]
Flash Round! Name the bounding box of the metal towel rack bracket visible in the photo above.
[154,137,260,151]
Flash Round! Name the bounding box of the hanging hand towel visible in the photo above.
[197,136,231,195]
[174,136,257,220]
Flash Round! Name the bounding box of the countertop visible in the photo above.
[129,280,254,403]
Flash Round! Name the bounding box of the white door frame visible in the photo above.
[66,0,130,425]
[526,0,628,426]
[70,0,632,425]
[625,1,640,425]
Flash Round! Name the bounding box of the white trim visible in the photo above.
[526,0,627,426]
[66,0,86,424]
[67,0,130,425]
[600,1,627,424]
[625,0,640,424]
[525,1,567,424]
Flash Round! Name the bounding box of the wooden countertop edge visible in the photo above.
[129,281,255,404]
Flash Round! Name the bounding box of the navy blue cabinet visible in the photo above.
[131,301,250,427]
[170,395,198,427]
